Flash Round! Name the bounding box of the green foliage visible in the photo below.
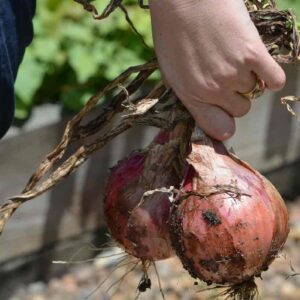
[15,0,154,119]
[277,0,300,31]
[277,0,300,15]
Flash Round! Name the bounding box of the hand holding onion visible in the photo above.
[149,0,286,140]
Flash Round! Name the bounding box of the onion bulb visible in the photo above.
[104,124,191,261]
[169,128,289,295]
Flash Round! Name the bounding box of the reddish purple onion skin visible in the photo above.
[169,133,289,285]
[104,125,190,261]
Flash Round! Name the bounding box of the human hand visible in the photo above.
[149,0,286,140]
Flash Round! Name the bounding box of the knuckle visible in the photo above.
[234,107,250,118]
[243,43,259,64]
[219,72,238,86]
[203,77,221,94]
[237,77,252,91]
[211,66,240,89]
[231,101,251,118]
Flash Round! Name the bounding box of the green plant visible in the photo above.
[277,0,300,14]
[277,0,300,31]
[15,0,154,119]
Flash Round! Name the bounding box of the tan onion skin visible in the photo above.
[169,132,289,285]
[104,125,190,261]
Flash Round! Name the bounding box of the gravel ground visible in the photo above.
[9,198,300,300]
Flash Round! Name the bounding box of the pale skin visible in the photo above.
[149,0,286,141]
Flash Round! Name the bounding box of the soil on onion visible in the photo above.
[9,197,300,300]
[202,210,222,227]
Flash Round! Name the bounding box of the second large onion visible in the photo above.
[104,123,191,261]
[169,129,289,286]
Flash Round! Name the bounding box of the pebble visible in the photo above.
[61,274,78,293]
[73,265,95,284]
[281,281,300,300]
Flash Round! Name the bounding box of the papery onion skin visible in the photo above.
[104,124,191,261]
[169,132,289,285]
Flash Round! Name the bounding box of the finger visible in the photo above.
[251,46,286,91]
[235,71,257,95]
[160,69,171,89]
[185,101,236,141]
[215,92,251,118]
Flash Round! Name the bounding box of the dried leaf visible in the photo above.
[281,96,300,122]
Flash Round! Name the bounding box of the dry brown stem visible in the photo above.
[74,0,121,20]
[250,10,300,63]
[245,0,276,11]
[281,96,300,122]
[0,1,300,235]
[74,0,149,47]
[0,60,159,233]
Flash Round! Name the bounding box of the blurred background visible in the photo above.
[14,0,154,121]
[1,0,300,299]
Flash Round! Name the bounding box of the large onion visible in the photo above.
[169,128,289,289]
[104,123,191,261]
